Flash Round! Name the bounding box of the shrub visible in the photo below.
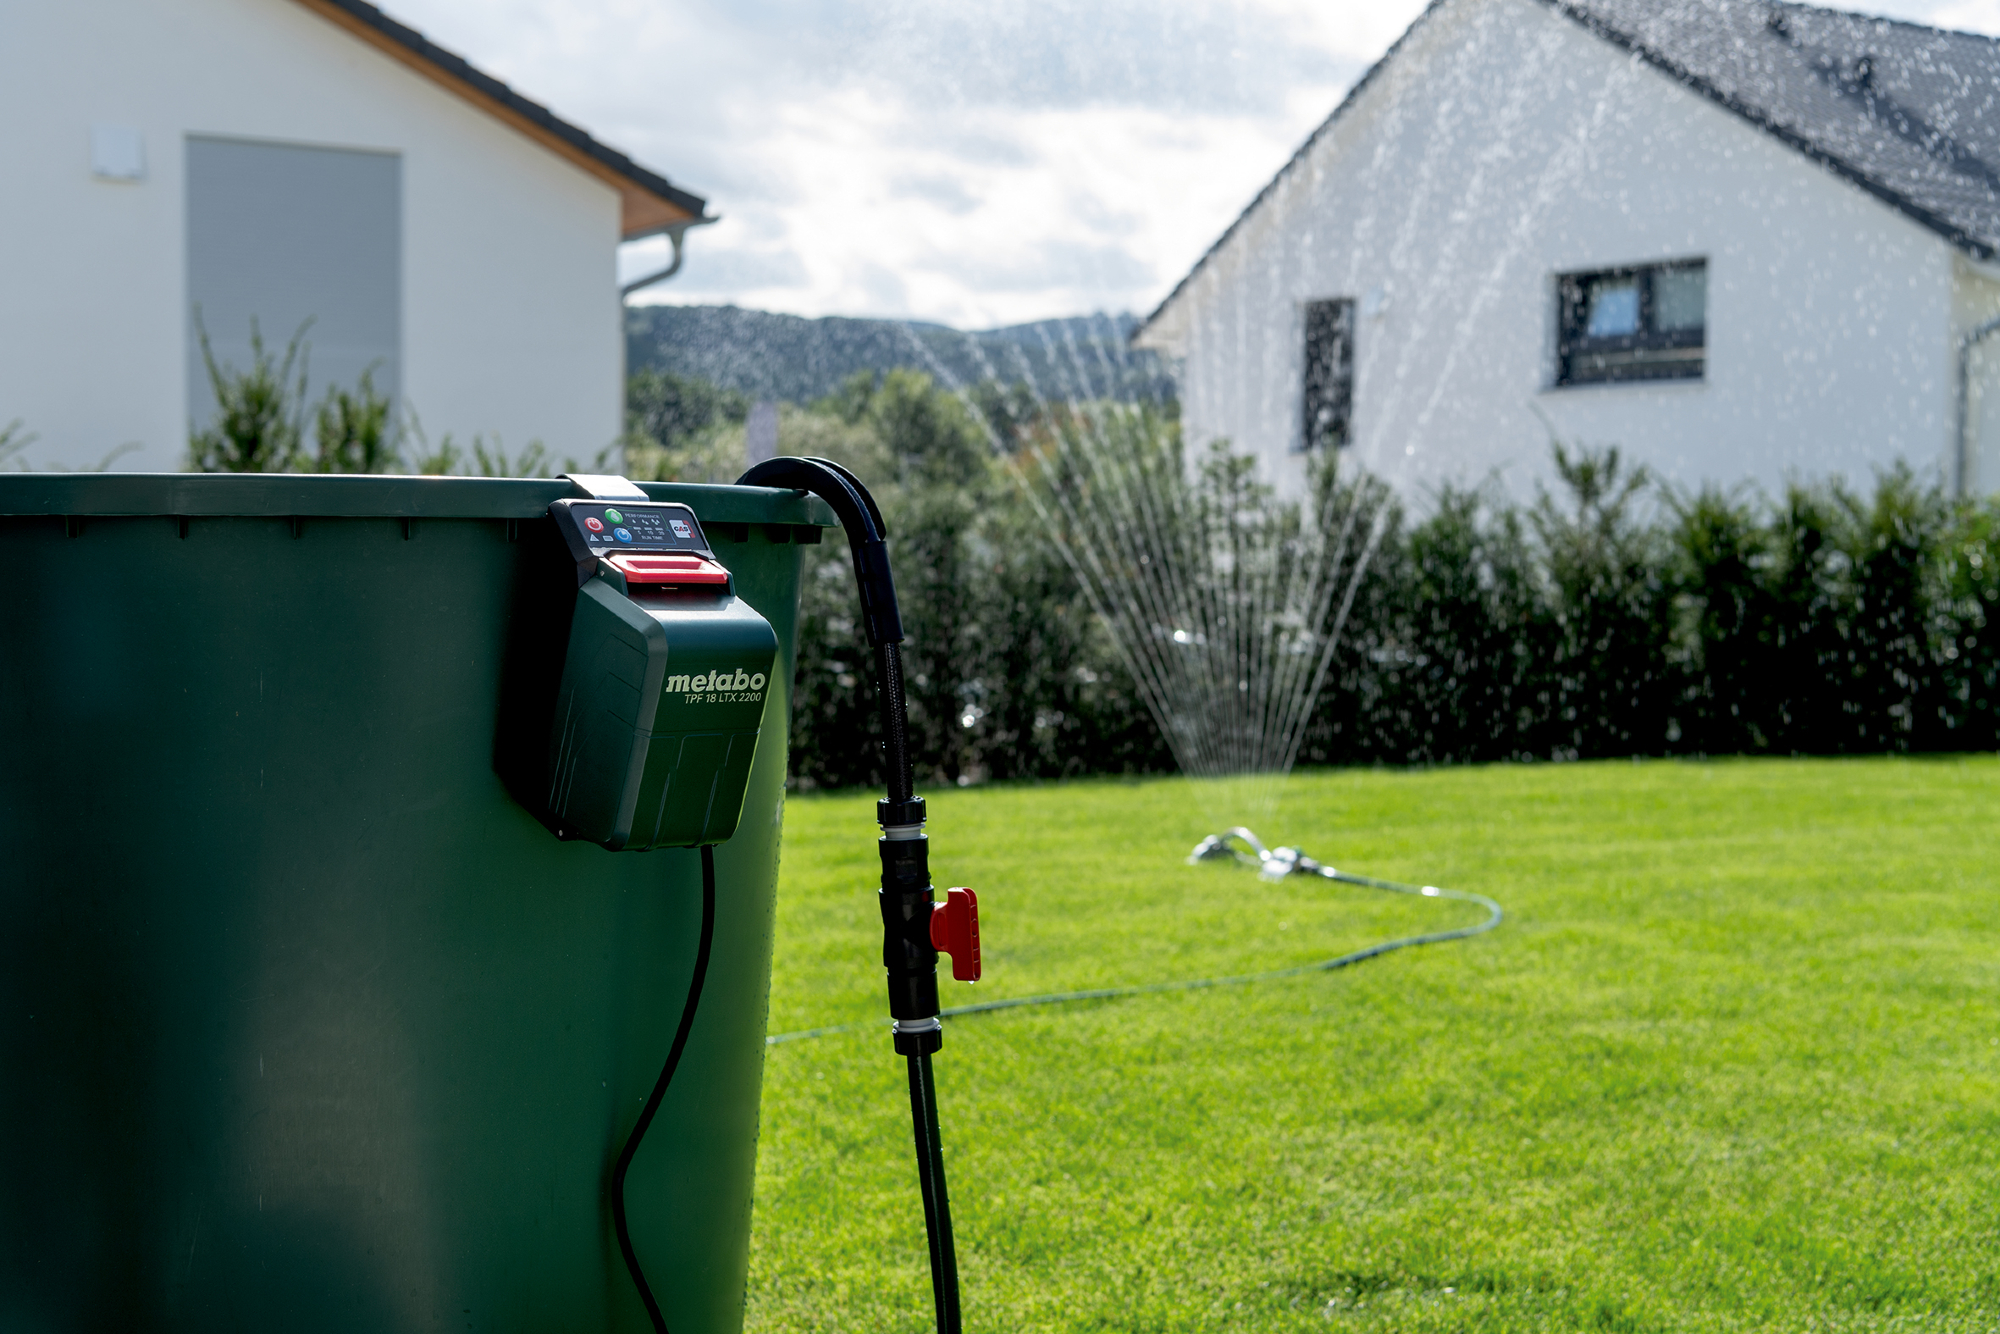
[310,368,398,473]
[191,312,410,475]
[1304,456,1997,766]
[189,313,311,473]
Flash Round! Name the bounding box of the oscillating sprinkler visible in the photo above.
[1189,827,1501,957]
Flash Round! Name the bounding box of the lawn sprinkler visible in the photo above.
[543,465,977,1334]
[1189,827,1502,958]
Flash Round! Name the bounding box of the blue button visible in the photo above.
[614,527,634,543]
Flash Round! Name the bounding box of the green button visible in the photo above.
[604,508,623,524]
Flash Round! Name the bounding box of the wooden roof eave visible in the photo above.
[292,0,709,239]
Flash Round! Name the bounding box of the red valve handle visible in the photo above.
[928,887,980,983]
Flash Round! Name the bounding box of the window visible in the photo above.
[1556,259,1705,386]
[1301,297,1354,451]
[186,136,402,431]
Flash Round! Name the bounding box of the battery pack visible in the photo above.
[543,497,779,850]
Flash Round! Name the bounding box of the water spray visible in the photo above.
[898,311,1392,826]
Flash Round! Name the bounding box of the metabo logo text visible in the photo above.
[668,668,766,694]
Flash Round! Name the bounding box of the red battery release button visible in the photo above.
[606,553,730,587]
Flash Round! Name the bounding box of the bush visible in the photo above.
[189,314,313,473]
[189,312,409,474]
[186,315,609,478]
[1303,457,2000,765]
[309,368,397,473]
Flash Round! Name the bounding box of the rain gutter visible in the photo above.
[1957,314,2000,498]
[620,217,717,299]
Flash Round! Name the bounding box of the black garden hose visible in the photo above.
[739,456,963,1334]
[907,1049,961,1333]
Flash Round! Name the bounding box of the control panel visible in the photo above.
[549,498,713,587]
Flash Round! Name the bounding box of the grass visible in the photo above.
[747,757,2000,1332]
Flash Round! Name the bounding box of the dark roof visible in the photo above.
[298,0,709,234]
[1559,0,2000,256]
[1139,0,2000,336]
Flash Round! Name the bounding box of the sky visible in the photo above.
[384,0,2000,330]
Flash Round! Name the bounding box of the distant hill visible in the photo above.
[624,305,1175,405]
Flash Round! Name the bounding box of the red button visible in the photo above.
[585,517,604,533]
[605,553,731,586]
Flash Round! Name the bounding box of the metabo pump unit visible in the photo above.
[542,477,778,849]
[538,469,976,1334]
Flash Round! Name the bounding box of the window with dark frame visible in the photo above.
[1556,259,1706,386]
[1300,297,1355,451]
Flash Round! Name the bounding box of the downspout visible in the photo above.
[616,215,716,472]
[620,217,714,299]
[1956,314,2000,499]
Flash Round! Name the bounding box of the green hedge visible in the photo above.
[1307,448,2000,764]
[630,371,1999,785]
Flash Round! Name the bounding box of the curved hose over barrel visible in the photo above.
[738,455,962,1334]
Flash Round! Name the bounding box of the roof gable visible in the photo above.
[293,0,708,239]
[1140,0,2000,336]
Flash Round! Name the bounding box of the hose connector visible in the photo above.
[880,830,942,1038]
[893,1015,943,1056]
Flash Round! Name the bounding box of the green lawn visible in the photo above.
[748,758,2000,1333]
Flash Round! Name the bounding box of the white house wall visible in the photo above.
[1140,0,1961,505]
[0,0,624,473]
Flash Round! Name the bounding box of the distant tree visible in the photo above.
[624,368,751,482]
[626,368,749,448]
[783,370,1168,788]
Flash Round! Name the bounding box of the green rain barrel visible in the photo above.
[0,474,833,1333]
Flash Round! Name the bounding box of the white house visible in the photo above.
[0,0,709,472]
[1133,0,2000,503]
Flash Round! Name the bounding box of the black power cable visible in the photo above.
[612,843,718,1334]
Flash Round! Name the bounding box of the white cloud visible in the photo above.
[378,0,2000,326]
[1868,0,2000,29]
